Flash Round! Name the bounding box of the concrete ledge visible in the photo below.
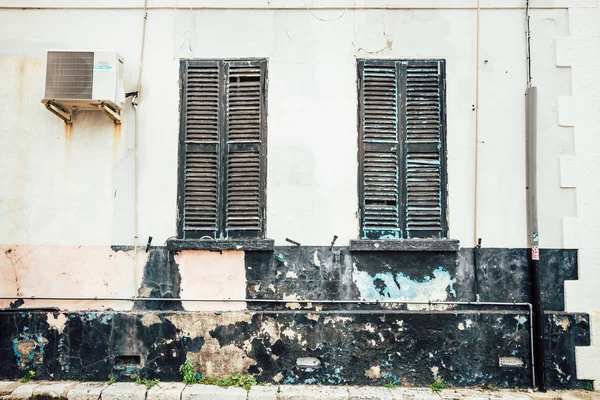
[182,385,248,399]
[348,385,394,400]
[66,382,108,400]
[248,385,280,399]
[31,382,78,399]
[4,383,40,400]
[100,383,146,400]
[0,382,596,399]
[146,382,186,400]
[349,239,460,252]
[167,239,274,251]
[278,385,349,400]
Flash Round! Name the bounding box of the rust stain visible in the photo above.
[113,123,122,162]
[64,123,73,153]
[17,59,26,107]
[63,124,73,179]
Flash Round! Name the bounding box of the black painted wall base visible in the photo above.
[0,309,590,389]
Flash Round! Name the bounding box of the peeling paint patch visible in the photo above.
[323,316,352,325]
[141,313,161,327]
[313,251,321,267]
[365,365,380,380]
[166,313,254,378]
[12,333,48,369]
[353,265,456,309]
[285,271,298,279]
[514,315,528,326]
[273,372,283,382]
[553,315,570,331]
[47,313,67,333]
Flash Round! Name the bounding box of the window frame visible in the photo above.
[357,58,449,241]
[176,58,268,241]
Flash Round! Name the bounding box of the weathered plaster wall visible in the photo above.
[557,2,600,386]
[0,245,145,311]
[0,310,590,389]
[0,3,579,248]
[0,246,247,312]
[0,244,591,388]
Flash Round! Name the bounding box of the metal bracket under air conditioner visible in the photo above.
[98,102,122,124]
[45,101,72,124]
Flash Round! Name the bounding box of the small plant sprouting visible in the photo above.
[107,375,117,385]
[20,370,35,383]
[131,373,160,390]
[384,382,397,389]
[199,374,257,391]
[430,377,446,392]
[482,383,499,392]
[179,358,198,384]
[585,382,594,392]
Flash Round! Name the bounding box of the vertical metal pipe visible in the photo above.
[526,86,546,391]
[473,238,482,302]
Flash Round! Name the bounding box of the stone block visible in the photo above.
[182,384,248,400]
[438,389,490,400]
[32,381,77,399]
[100,383,146,400]
[391,388,441,400]
[278,385,349,400]
[146,382,186,400]
[0,382,21,397]
[4,383,40,400]
[66,383,108,400]
[348,385,394,399]
[248,385,279,399]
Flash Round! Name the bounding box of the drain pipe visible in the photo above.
[526,86,546,392]
[524,0,546,391]
[473,238,482,302]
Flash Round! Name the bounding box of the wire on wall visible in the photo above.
[525,0,533,87]
[133,0,149,295]
[301,0,348,22]
[473,0,481,248]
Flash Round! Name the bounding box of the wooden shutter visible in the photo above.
[178,60,221,239]
[223,60,267,239]
[358,60,401,240]
[401,60,446,238]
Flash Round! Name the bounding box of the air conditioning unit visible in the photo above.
[41,50,125,123]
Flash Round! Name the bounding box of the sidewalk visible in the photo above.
[0,381,597,400]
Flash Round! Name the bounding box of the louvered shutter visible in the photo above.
[179,60,221,239]
[223,60,267,239]
[358,61,401,240]
[401,60,446,238]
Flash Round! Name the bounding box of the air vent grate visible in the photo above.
[45,51,94,100]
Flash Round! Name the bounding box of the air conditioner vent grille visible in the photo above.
[45,51,94,100]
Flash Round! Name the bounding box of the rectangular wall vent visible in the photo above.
[499,356,524,367]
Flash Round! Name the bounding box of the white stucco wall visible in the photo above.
[558,3,600,385]
[0,1,581,249]
[1,0,599,387]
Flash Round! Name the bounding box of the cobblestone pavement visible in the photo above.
[0,381,597,400]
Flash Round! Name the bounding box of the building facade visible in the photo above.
[0,0,599,390]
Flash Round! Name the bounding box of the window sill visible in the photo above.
[349,239,460,252]
[166,239,274,252]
